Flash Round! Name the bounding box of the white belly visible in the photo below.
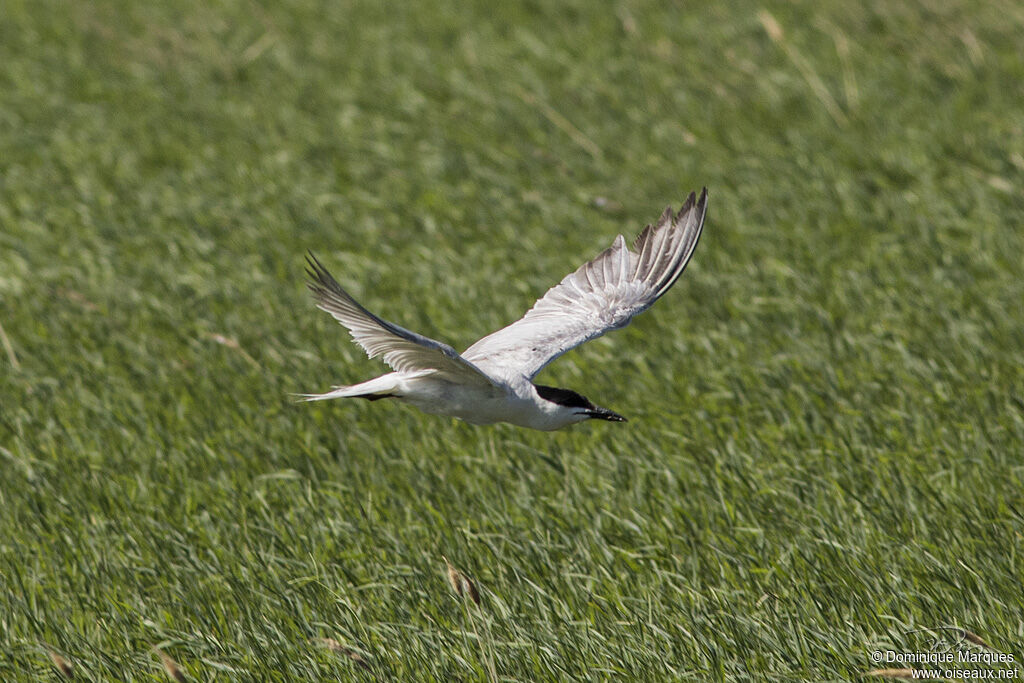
[398,376,555,428]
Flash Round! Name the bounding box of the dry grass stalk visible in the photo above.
[510,84,604,161]
[316,637,345,651]
[204,332,261,369]
[57,288,99,312]
[154,648,186,682]
[442,556,481,606]
[314,638,371,671]
[0,319,19,370]
[758,10,783,41]
[959,28,983,67]
[757,9,848,126]
[463,575,481,606]
[443,556,462,596]
[961,629,993,650]
[47,650,74,679]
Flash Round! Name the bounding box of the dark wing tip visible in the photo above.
[305,251,336,282]
[648,187,709,297]
[672,187,708,226]
[675,190,697,222]
[688,188,709,237]
[305,251,328,280]
[304,251,349,304]
[305,251,323,283]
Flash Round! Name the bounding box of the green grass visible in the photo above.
[2,0,1023,680]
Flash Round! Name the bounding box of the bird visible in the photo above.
[302,188,708,431]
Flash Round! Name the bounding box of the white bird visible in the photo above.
[303,188,708,431]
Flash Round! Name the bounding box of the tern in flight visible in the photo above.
[303,188,707,431]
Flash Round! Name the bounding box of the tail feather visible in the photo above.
[299,375,403,402]
[299,388,396,402]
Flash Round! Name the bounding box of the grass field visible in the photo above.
[2,0,1023,680]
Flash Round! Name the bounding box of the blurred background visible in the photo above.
[1,0,1022,679]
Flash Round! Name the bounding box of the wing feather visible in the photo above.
[463,188,708,381]
[306,254,498,388]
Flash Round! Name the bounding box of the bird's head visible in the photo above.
[534,384,627,425]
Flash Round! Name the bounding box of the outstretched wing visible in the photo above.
[463,188,707,381]
[305,253,499,388]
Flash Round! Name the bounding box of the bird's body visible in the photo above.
[340,373,565,429]
[303,189,708,431]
